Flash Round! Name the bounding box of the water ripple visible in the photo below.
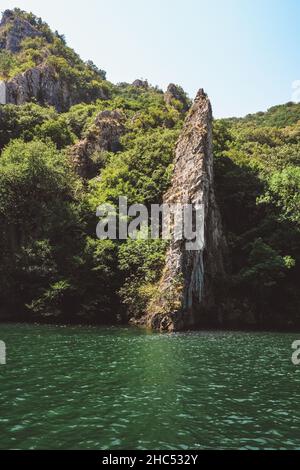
[0,324,299,449]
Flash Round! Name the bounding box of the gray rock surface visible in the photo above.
[139,89,226,331]
[4,64,108,112]
[0,10,108,111]
[132,79,149,89]
[0,10,41,53]
[164,83,190,111]
[68,110,125,178]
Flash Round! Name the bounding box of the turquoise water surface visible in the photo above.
[0,323,299,450]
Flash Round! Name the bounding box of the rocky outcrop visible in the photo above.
[139,89,226,332]
[164,83,190,111]
[0,10,109,111]
[3,64,109,112]
[132,79,149,89]
[0,10,42,52]
[69,110,125,178]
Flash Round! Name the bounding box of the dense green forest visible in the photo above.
[0,9,299,329]
[214,106,300,328]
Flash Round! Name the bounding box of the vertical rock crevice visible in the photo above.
[140,89,226,332]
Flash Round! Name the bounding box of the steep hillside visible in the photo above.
[0,8,299,329]
[0,8,109,110]
[213,104,300,328]
[226,101,300,128]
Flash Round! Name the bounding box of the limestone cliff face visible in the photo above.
[0,10,109,111]
[0,10,41,53]
[141,89,226,332]
[3,65,109,112]
[69,110,125,178]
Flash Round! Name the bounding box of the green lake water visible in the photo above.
[0,323,299,450]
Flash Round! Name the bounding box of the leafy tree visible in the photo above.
[36,117,76,149]
[0,50,16,79]
[214,102,300,327]
[259,167,300,225]
[213,119,233,158]
[0,139,79,316]
[86,60,106,80]
[88,128,179,209]
[239,239,295,324]
[0,103,57,149]
[118,237,167,319]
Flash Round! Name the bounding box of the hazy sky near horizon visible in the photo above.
[1,0,300,117]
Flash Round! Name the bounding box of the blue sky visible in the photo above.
[1,0,300,117]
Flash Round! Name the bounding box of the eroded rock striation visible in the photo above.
[140,89,226,331]
[3,65,109,112]
[68,110,125,178]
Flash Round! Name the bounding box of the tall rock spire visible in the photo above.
[140,89,226,331]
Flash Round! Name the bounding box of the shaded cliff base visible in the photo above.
[2,307,300,334]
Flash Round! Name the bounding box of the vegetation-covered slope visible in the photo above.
[0,8,109,110]
[0,8,299,329]
[214,106,300,328]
